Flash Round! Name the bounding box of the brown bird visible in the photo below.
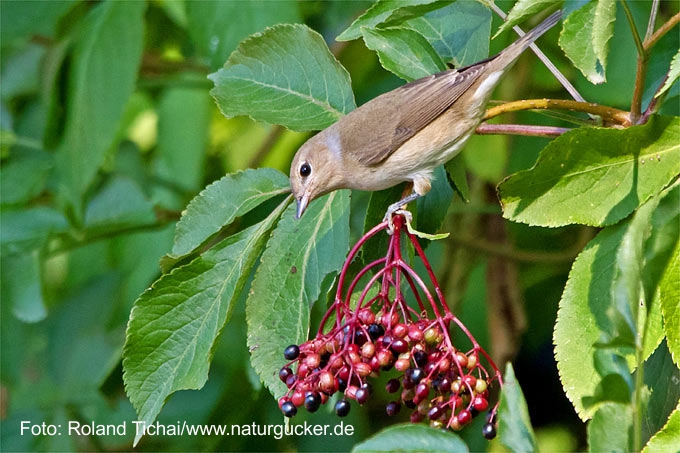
[291,10,562,219]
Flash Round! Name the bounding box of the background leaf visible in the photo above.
[247,190,350,397]
[643,401,680,453]
[209,24,355,131]
[500,116,680,227]
[587,402,633,452]
[55,1,145,221]
[660,245,680,367]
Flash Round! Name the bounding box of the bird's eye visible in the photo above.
[299,162,312,177]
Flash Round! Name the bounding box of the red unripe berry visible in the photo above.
[455,352,468,368]
[428,405,443,420]
[305,353,321,369]
[361,341,376,359]
[457,409,472,425]
[318,370,337,394]
[297,363,309,378]
[473,395,489,411]
[345,385,358,399]
[348,350,361,365]
[415,382,430,400]
[408,325,424,342]
[438,357,451,373]
[291,390,305,407]
[395,358,410,371]
[410,411,424,423]
[355,362,372,377]
[346,343,359,354]
[391,339,409,354]
[462,374,477,389]
[376,349,394,367]
[338,365,350,381]
[358,308,375,325]
[393,323,408,338]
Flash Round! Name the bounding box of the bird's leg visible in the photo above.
[384,190,420,234]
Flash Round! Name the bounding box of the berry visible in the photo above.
[438,377,451,394]
[279,367,292,383]
[283,345,300,360]
[281,401,297,417]
[473,396,489,411]
[408,324,424,342]
[482,422,497,440]
[390,338,409,354]
[475,379,488,394]
[457,409,472,425]
[358,308,375,325]
[367,323,385,340]
[304,392,321,413]
[355,387,370,405]
[428,405,443,420]
[415,382,430,400]
[386,378,400,393]
[413,350,428,368]
[407,367,425,384]
[386,401,401,416]
[393,323,409,338]
[335,400,351,417]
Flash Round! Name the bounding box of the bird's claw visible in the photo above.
[385,208,413,235]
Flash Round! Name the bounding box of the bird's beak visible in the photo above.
[295,194,309,219]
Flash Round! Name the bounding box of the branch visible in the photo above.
[484,98,631,126]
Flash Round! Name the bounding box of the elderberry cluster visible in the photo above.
[277,214,500,439]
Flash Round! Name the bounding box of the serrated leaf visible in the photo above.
[588,402,633,452]
[500,116,680,227]
[656,48,680,98]
[167,168,290,262]
[55,1,145,221]
[337,0,449,42]
[499,363,538,453]
[361,26,445,81]
[555,185,677,420]
[209,24,355,131]
[559,0,616,84]
[247,190,349,398]
[496,0,559,36]
[643,400,680,453]
[660,245,680,367]
[352,423,467,452]
[123,201,286,446]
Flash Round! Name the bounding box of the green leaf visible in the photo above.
[559,0,616,84]
[445,154,470,202]
[643,400,680,453]
[156,82,212,197]
[247,190,349,397]
[1,251,47,323]
[641,341,680,446]
[167,168,290,262]
[209,24,355,131]
[496,0,559,36]
[123,201,286,446]
[55,1,145,221]
[0,0,75,45]
[0,206,69,256]
[554,183,677,420]
[415,165,454,235]
[84,176,156,236]
[499,363,538,453]
[337,0,450,42]
[588,402,633,452]
[185,0,301,70]
[656,48,680,98]
[352,423,467,452]
[0,150,52,205]
[404,1,491,67]
[361,26,445,81]
[660,244,680,367]
[500,116,680,227]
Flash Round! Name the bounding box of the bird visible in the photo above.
[290,10,562,219]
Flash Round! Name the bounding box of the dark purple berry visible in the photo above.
[285,374,296,388]
[355,387,370,405]
[482,422,497,440]
[304,392,321,413]
[404,399,416,409]
[415,382,430,400]
[284,345,300,360]
[407,368,425,384]
[367,324,385,340]
[390,339,408,354]
[338,378,348,392]
[335,400,351,417]
[413,350,428,368]
[353,329,368,346]
[386,378,400,393]
[386,401,401,416]
[279,367,292,383]
[281,401,297,417]
[428,405,443,420]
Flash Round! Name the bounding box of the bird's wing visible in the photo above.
[341,62,489,166]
